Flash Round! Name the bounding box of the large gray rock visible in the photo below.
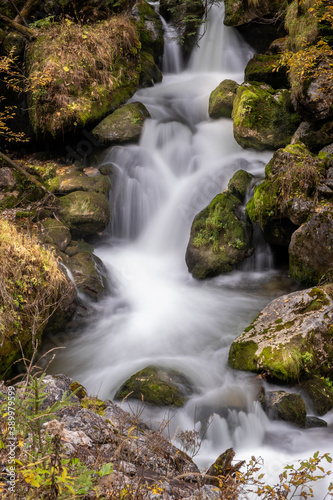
[228,286,333,383]
[232,83,300,150]
[289,210,333,285]
[92,102,150,146]
[186,191,253,279]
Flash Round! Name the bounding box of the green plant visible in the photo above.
[0,374,113,498]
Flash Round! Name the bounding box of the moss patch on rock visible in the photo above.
[92,101,150,146]
[232,83,300,151]
[228,286,333,383]
[244,54,289,90]
[228,169,254,202]
[47,171,111,195]
[59,190,110,237]
[185,191,253,279]
[209,79,239,119]
[114,366,193,407]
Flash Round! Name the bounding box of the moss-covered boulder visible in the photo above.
[131,0,164,61]
[289,210,333,285]
[228,169,254,202]
[139,51,163,87]
[67,251,109,301]
[228,286,333,383]
[47,171,111,195]
[59,191,110,237]
[223,0,284,27]
[263,391,307,427]
[244,54,289,90]
[299,377,333,416]
[185,191,253,279]
[92,102,150,146]
[232,83,301,151]
[114,366,193,407]
[246,143,329,244]
[41,218,71,252]
[26,16,141,138]
[208,80,239,119]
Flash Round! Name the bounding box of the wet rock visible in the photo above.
[47,171,111,195]
[289,210,333,285]
[92,102,150,146]
[139,51,163,87]
[263,390,307,427]
[186,191,253,279]
[299,377,333,416]
[41,218,71,252]
[291,121,333,152]
[246,143,329,243]
[209,79,239,119]
[68,250,109,301]
[232,83,300,150]
[228,169,254,202]
[305,416,328,428]
[244,54,289,90]
[228,286,333,383]
[114,366,194,407]
[131,0,164,61]
[59,190,110,237]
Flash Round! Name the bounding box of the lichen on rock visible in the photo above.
[228,285,333,383]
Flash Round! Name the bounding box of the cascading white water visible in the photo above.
[49,2,333,494]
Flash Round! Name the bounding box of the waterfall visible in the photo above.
[49,1,333,491]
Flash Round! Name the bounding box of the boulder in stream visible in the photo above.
[114,366,194,407]
[208,79,239,119]
[228,285,333,383]
[186,190,253,279]
[263,390,307,428]
[232,83,300,150]
[92,102,151,146]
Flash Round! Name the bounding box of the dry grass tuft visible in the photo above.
[27,15,140,135]
[0,219,69,359]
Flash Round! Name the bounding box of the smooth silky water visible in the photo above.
[49,3,333,494]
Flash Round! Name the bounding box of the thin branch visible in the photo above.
[14,0,39,25]
[0,13,35,39]
[9,0,29,27]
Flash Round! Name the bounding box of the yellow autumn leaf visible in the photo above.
[63,66,70,72]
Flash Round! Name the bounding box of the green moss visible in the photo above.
[232,83,300,150]
[244,54,289,89]
[114,366,192,407]
[301,288,330,313]
[81,396,107,416]
[70,381,87,400]
[228,340,258,372]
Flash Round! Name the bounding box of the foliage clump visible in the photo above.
[0,220,70,377]
[26,15,141,136]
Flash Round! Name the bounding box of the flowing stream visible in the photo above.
[50,2,333,494]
